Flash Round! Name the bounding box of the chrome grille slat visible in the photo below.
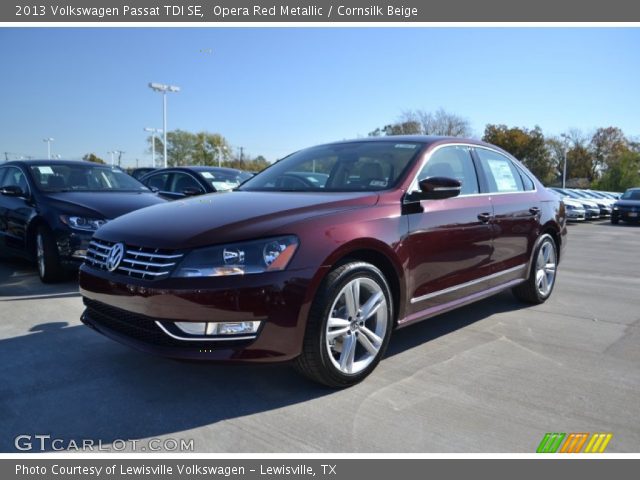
[84,238,183,280]
[121,258,177,268]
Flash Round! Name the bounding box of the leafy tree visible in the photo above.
[149,130,232,167]
[82,153,106,164]
[593,150,640,192]
[482,124,555,184]
[590,127,628,172]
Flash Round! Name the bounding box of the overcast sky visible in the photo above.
[1,27,639,166]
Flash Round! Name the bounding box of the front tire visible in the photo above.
[36,226,65,283]
[611,214,619,225]
[512,234,558,305]
[295,261,393,388]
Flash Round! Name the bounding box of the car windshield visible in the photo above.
[621,189,640,200]
[30,164,149,192]
[198,170,242,192]
[239,141,424,192]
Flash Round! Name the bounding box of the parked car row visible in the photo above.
[548,187,620,221]
[2,137,568,386]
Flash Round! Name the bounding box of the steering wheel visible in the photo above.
[274,174,317,189]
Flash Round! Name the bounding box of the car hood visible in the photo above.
[615,199,640,208]
[562,198,584,208]
[95,190,379,249]
[44,191,166,219]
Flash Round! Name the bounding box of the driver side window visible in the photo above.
[418,146,479,195]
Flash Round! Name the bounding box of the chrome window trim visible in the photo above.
[154,321,258,342]
[407,143,538,199]
[410,263,527,304]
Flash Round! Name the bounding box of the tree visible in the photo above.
[368,108,472,138]
[593,150,640,192]
[148,130,232,167]
[482,124,555,185]
[590,127,628,173]
[82,153,106,164]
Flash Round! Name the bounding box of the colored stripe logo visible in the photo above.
[537,432,612,453]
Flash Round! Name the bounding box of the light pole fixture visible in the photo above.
[560,133,570,189]
[218,145,227,168]
[144,127,163,168]
[43,138,54,159]
[148,82,180,168]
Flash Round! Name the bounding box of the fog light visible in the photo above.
[174,322,206,335]
[72,249,87,259]
[206,321,261,336]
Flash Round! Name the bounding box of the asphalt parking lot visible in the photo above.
[1,220,639,453]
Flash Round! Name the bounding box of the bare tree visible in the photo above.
[402,108,472,137]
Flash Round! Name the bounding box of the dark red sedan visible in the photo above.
[79,136,567,387]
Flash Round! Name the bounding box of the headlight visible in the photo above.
[60,215,107,231]
[613,205,619,210]
[173,235,299,278]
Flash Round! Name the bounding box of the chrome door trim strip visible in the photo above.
[410,263,527,304]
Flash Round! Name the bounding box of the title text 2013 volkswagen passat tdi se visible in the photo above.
[79,137,567,387]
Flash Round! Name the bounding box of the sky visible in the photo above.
[1,27,639,167]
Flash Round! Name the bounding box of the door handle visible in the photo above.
[529,207,541,215]
[477,212,492,223]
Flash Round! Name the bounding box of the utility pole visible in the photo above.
[239,146,244,162]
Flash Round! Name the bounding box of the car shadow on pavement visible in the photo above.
[0,287,528,452]
[385,290,526,357]
[0,258,79,300]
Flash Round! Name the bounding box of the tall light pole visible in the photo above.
[148,82,180,168]
[217,145,227,167]
[107,151,116,166]
[43,138,54,159]
[560,133,570,189]
[144,127,163,168]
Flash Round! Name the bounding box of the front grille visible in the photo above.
[85,238,183,280]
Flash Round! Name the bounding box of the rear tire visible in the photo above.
[295,261,393,388]
[512,234,557,305]
[611,215,619,225]
[36,226,65,283]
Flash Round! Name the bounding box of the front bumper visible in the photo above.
[79,264,322,362]
[566,209,586,221]
[54,228,94,268]
[613,209,640,221]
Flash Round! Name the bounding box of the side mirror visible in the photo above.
[0,185,25,197]
[182,187,203,196]
[148,186,160,193]
[408,177,462,201]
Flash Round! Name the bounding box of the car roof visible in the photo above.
[144,166,244,174]
[4,159,113,168]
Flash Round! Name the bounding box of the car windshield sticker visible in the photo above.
[487,158,518,192]
[37,166,54,175]
[395,144,417,149]
[370,180,388,187]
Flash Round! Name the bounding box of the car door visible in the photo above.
[473,147,540,279]
[405,145,495,315]
[0,166,35,252]
[141,171,173,200]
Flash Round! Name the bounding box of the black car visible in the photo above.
[611,188,640,224]
[139,166,253,200]
[129,167,157,180]
[0,160,167,282]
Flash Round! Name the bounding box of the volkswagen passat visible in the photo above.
[79,137,566,387]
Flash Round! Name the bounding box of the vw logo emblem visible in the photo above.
[106,242,125,272]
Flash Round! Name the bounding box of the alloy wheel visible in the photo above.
[325,277,388,375]
[535,239,557,297]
